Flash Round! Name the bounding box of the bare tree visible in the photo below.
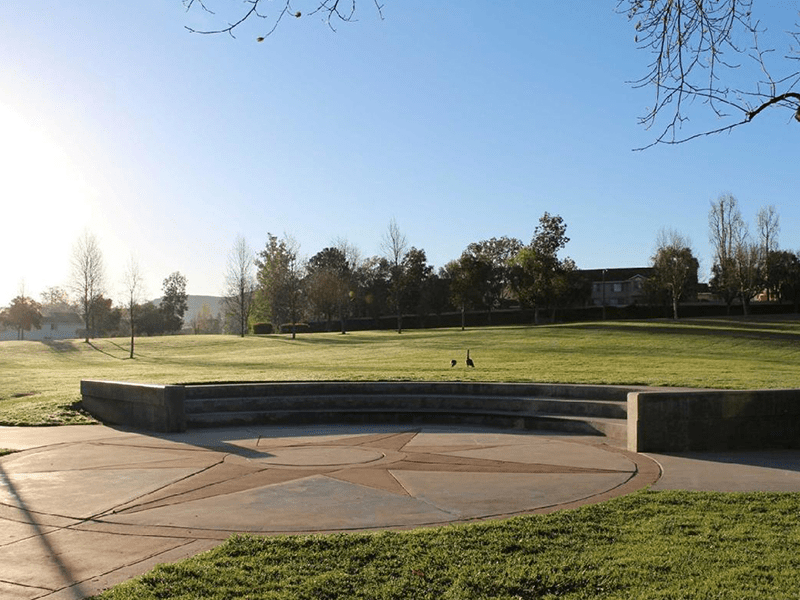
[121,255,146,358]
[224,235,256,337]
[621,0,800,147]
[184,2,799,146]
[183,0,385,38]
[70,230,105,342]
[733,229,763,316]
[381,218,408,333]
[757,205,780,300]
[708,194,746,312]
[333,237,362,334]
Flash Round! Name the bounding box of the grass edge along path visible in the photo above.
[95,490,800,599]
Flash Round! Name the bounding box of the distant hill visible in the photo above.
[184,295,226,324]
[152,295,225,330]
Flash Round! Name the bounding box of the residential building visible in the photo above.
[0,308,83,341]
[582,267,654,307]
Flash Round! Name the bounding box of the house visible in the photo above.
[0,308,84,341]
[581,267,654,307]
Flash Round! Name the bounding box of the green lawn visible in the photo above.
[4,317,800,599]
[97,490,800,600]
[2,317,800,426]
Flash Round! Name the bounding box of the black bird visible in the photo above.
[466,349,475,368]
[451,359,457,367]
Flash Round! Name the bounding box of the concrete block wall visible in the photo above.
[80,380,186,433]
[628,389,800,452]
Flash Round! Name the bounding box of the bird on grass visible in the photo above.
[466,349,475,368]
[451,359,457,367]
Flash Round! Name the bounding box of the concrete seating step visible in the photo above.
[185,408,625,440]
[184,395,627,419]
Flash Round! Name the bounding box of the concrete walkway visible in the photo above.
[1,424,799,599]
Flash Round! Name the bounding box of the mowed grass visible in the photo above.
[4,317,800,599]
[97,490,800,600]
[3,317,800,426]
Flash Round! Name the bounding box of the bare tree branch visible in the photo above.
[622,0,800,147]
[184,0,384,39]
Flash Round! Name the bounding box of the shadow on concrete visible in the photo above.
[0,462,88,599]
[661,449,800,474]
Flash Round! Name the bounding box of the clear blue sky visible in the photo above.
[1,1,798,305]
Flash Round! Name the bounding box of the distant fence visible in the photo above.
[302,303,799,333]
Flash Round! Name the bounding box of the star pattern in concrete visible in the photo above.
[0,424,659,598]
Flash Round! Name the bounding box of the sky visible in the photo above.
[1,1,798,306]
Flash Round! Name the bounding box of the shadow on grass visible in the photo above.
[574,321,800,343]
[86,340,127,360]
[41,340,80,352]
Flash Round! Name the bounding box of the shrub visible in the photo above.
[252,323,273,335]
[279,323,310,334]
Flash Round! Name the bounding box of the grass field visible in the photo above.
[2,317,800,426]
[96,490,800,600]
[3,317,800,598]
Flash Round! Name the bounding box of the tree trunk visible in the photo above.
[741,295,750,316]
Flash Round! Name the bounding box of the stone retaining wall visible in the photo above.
[80,380,186,433]
[628,389,800,452]
[80,380,800,452]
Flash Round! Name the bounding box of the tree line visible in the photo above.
[222,213,589,338]
[648,195,799,320]
[224,199,800,335]
[0,232,192,354]
[3,197,799,344]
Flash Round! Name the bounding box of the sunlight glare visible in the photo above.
[0,103,93,300]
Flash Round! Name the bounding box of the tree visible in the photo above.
[399,247,434,326]
[757,205,780,300]
[224,235,256,337]
[40,286,71,310]
[708,194,746,313]
[650,229,699,319]
[90,296,123,337]
[508,213,572,324]
[255,234,304,338]
[121,256,146,358]
[550,258,591,318]
[463,237,524,324]
[137,302,166,336]
[621,0,800,147]
[353,256,391,323]
[161,272,189,333]
[445,254,486,331]
[306,247,350,332]
[70,231,105,342]
[0,296,43,340]
[766,250,800,311]
[381,218,408,333]
[732,231,763,316]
